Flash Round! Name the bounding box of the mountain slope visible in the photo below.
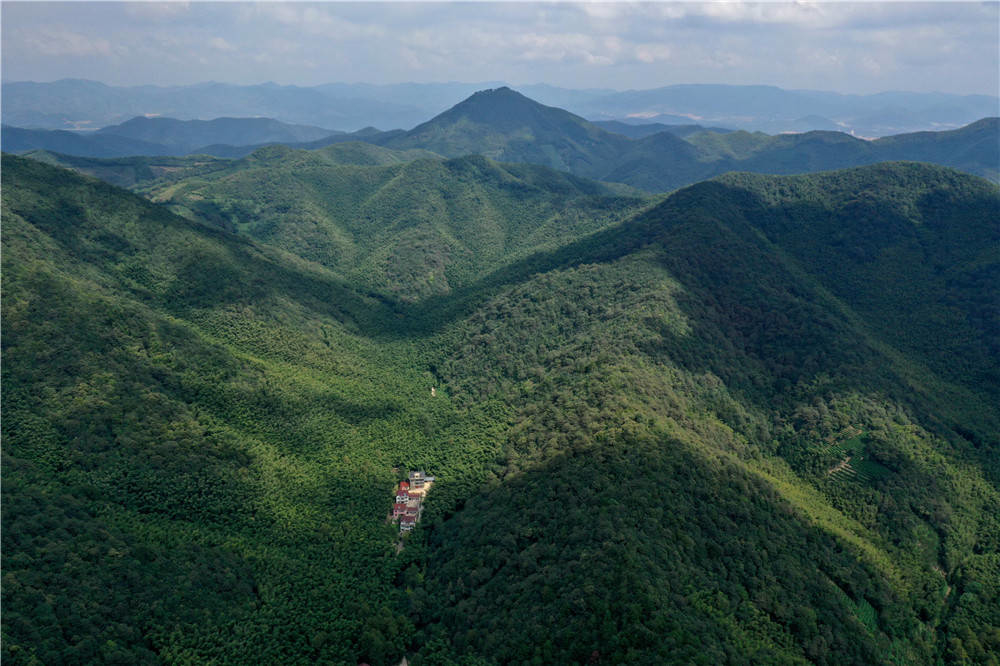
[382,87,633,180]
[2,125,177,157]
[375,89,998,192]
[95,116,341,152]
[1,154,451,664]
[617,120,999,191]
[409,163,1000,664]
[3,156,998,665]
[140,144,650,301]
[594,119,735,139]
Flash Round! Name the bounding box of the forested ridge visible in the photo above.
[3,152,998,665]
[8,88,998,192]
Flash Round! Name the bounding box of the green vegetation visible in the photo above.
[3,153,999,665]
[11,91,997,195]
[138,147,650,302]
[376,89,999,191]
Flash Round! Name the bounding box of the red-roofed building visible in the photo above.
[395,488,409,503]
[393,502,408,518]
[400,515,416,531]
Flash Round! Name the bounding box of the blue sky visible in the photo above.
[3,2,998,96]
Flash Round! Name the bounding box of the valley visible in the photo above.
[3,144,998,664]
[5,1,999,661]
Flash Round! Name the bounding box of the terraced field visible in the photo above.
[824,433,892,484]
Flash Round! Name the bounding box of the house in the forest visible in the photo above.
[393,472,433,533]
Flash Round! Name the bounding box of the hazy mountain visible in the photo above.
[1,79,431,131]
[12,87,997,194]
[4,154,997,663]
[593,120,734,139]
[3,119,391,160]
[2,125,177,158]
[6,79,996,136]
[574,84,1000,136]
[95,116,341,152]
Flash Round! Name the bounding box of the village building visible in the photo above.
[392,471,434,534]
[405,500,420,517]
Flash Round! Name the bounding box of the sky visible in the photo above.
[2,1,998,96]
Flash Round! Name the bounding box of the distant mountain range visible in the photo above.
[2,117,343,157]
[6,87,998,192]
[371,88,999,188]
[4,78,997,136]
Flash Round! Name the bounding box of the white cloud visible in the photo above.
[20,27,112,57]
[209,36,236,52]
[124,2,191,21]
[635,43,671,64]
[244,4,385,39]
[0,1,995,95]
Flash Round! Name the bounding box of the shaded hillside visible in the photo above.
[408,164,1000,664]
[716,165,1000,406]
[1,154,464,664]
[3,156,998,665]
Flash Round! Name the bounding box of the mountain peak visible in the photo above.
[470,86,519,98]
[422,86,587,133]
[451,86,537,115]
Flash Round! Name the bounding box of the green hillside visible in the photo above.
[21,150,231,189]
[370,89,999,193]
[3,155,998,665]
[407,164,999,664]
[383,87,633,180]
[1,154,488,664]
[139,145,650,302]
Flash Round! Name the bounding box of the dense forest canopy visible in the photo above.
[3,151,999,665]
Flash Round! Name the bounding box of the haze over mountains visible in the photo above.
[8,87,999,193]
[5,78,997,136]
